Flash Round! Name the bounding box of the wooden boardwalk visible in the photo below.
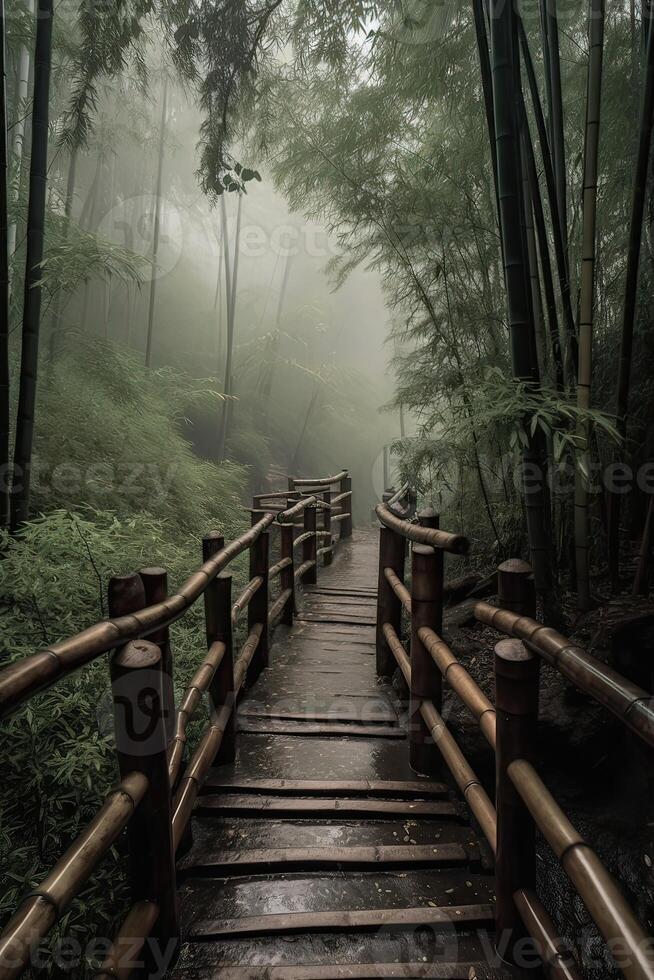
[172,530,502,979]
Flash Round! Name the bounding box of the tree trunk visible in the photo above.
[145,78,168,368]
[543,0,568,262]
[11,0,53,529]
[260,251,292,429]
[489,0,556,611]
[520,106,565,390]
[0,0,9,528]
[608,7,654,589]
[518,17,577,381]
[217,193,242,461]
[7,0,34,267]
[48,146,78,356]
[575,0,605,611]
[290,383,320,474]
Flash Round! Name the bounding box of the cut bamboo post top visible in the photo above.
[476,601,654,747]
[375,503,469,555]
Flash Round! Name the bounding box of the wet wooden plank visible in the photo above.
[190,903,495,939]
[236,720,404,739]
[199,964,482,979]
[197,795,459,819]
[238,707,398,725]
[202,776,448,797]
[182,843,470,876]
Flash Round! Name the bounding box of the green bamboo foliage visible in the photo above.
[575,0,605,611]
[12,0,54,528]
[608,5,654,588]
[489,0,555,606]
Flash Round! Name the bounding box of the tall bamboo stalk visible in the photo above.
[145,78,169,368]
[49,146,78,356]
[472,0,501,236]
[608,7,654,589]
[217,193,242,461]
[489,0,555,608]
[7,0,33,266]
[260,251,292,428]
[518,18,577,380]
[575,0,605,611]
[12,0,53,528]
[543,0,568,261]
[0,0,8,528]
[520,103,565,390]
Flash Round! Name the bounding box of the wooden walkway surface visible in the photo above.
[171,529,504,979]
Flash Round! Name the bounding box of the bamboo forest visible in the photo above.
[0,1,654,978]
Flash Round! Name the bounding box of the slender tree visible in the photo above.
[7,0,33,266]
[608,6,654,588]
[217,192,242,460]
[145,78,169,368]
[518,18,577,380]
[575,0,605,611]
[542,0,568,261]
[489,0,555,608]
[12,0,54,528]
[0,0,9,528]
[260,250,293,428]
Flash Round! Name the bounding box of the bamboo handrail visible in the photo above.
[331,490,353,506]
[233,623,264,695]
[172,703,232,851]
[419,626,496,749]
[384,566,411,615]
[513,890,582,980]
[375,503,469,555]
[277,497,322,523]
[290,470,348,488]
[168,640,226,785]
[231,575,264,625]
[420,700,497,855]
[509,759,654,980]
[380,624,497,852]
[0,773,148,980]
[295,560,316,580]
[0,512,276,720]
[331,512,351,523]
[475,602,654,747]
[269,557,292,579]
[269,588,293,628]
[95,900,160,980]
[293,531,316,549]
[386,481,411,508]
[316,546,333,559]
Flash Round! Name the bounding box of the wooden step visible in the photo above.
[202,777,448,798]
[196,795,460,819]
[236,721,405,739]
[200,963,483,979]
[189,903,495,939]
[180,843,471,876]
[237,707,398,725]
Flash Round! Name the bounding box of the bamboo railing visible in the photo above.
[0,469,354,980]
[375,485,654,980]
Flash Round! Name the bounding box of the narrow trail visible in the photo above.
[172,529,501,978]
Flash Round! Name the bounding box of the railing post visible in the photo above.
[140,567,175,749]
[340,473,353,539]
[302,505,318,585]
[203,533,236,764]
[498,559,536,617]
[249,530,270,679]
[322,489,333,566]
[280,523,296,624]
[375,527,406,677]
[110,637,179,962]
[410,543,443,775]
[494,637,540,964]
